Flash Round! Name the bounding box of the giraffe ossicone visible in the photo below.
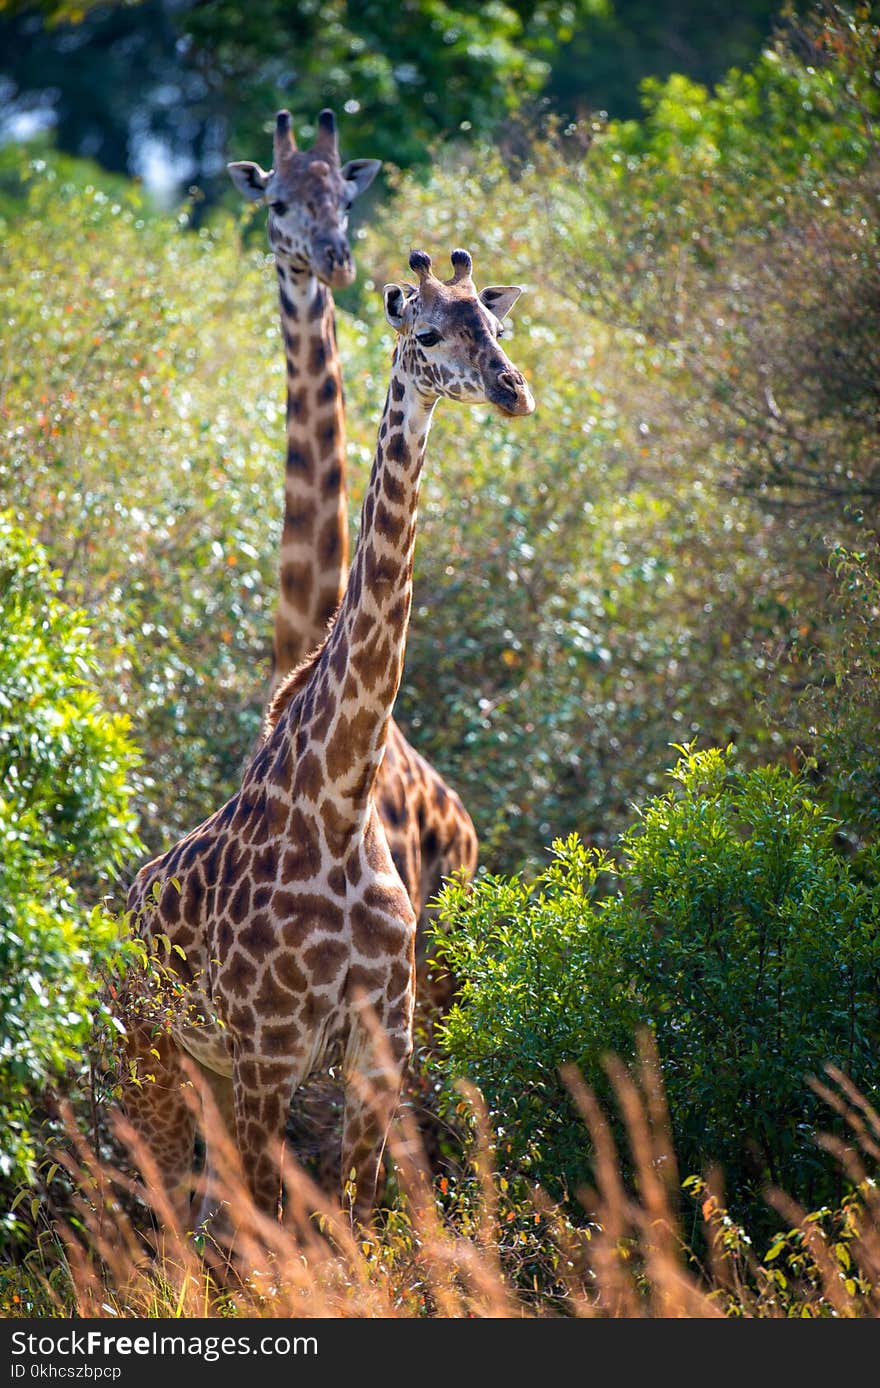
[121,247,535,1229]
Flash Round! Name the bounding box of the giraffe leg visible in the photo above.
[232,1052,305,1219]
[341,1023,411,1227]
[120,1023,197,1227]
[191,1063,236,1234]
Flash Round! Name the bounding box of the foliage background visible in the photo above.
[0,0,878,1294]
[0,516,140,1219]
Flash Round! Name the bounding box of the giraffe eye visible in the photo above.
[415,329,441,347]
[271,200,288,215]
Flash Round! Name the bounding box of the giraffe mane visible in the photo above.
[262,614,338,737]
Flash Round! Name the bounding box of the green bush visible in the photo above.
[0,152,282,854]
[0,515,141,1234]
[435,746,880,1226]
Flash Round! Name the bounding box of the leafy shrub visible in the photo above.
[357,5,880,866]
[0,515,141,1234]
[800,535,880,836]
[435,746,880,1228]
[0,153,283,854]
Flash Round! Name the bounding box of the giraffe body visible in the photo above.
[123,247,534,1224]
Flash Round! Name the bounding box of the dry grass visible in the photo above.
[6,1037,880,1319]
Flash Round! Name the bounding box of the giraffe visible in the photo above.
[122,247,535,1227]
[228,111,479,991]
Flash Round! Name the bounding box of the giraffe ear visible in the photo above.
[227,161,272,202]
[383,282,415,330]
[479,285,523,321]
[341,158,382,200]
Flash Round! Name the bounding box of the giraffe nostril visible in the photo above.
[498,370,521,393]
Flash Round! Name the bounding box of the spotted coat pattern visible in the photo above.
[121,249,534,1227]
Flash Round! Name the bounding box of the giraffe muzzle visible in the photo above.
[316,238,355,290]
[490,369,536,417]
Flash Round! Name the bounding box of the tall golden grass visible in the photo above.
[8,1036,880,1318]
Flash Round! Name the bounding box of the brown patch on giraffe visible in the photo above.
[278,631,304,672]
[316,584,340,626]
[253,884,273,911]
[364,542,402,592]
[227,877,251,925]
[363,822,389,872]
[328,636,348,686]
[239,913,276,954]
[251,842,279,883]
[275,890,344,945]
[385,431,406,463]
[381,791,404,827]
[387,1031,412,1063]
[317,516,341,564]
[222,949,259,997]
[286,441,315,477]
[226,1004,254,1038]
[382,470,404,506]
[350,902,405,959]
[281,561,315,612]
[387,596,408,627]
[284,498,318,534]
[273,952,309,994]
[347,764,373,803]
[288,386,309,421]
[327,865,345,897]
[295,749,324,802]
[253,967,295,1014]
[387,960,410,999]
[345,963,386,998]
[340,671,360,704]
[351,610,373,645]
[302,991,334,1026]
[322,462,342,497]
[303,938,348,985]
[319,419,337,450]
[261,1023,299,1057]
[374,500,403,542]
[304,683,335,745]
[351,636,392,694]
[181,874,204,926]
[309,338,327,373]
[159,879,181,923]
[325,707,377,783]
[270,739,292,786]
[266,792,289,837]
[280,831,322,882]
[364,881,411,918]
[319,798,353,857]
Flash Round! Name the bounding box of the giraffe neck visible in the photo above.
[288,355,435,843]
[273,261,349,681]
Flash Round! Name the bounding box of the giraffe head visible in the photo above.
[383,249,535,416]
[227,109,381,290]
